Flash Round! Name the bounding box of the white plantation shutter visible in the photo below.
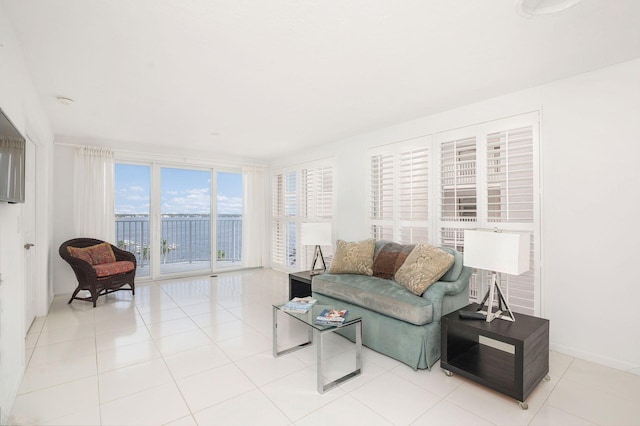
[487,127,534,223]
[399,147,429,221]
[369,151,395,240]
[283,172,297,265]
[398,147,429,244]
[271,171,298,268]
[300,164,334,269]
[438,137,478,297]
[271,160,335,271]
[369,152,394,216]
[284,172,296,217]
[435,113,539,316]
[440,137,477,222]
[485,125,536,314]
[272,173,283,217]
[302,166,333,220]
[271,173,286,267]
[368,137,430,243]
[271,219,285,265]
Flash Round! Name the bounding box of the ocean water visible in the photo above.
[115,215,242,263]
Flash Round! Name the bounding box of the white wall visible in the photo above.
[272,58,640,373]
[0,5,54,423]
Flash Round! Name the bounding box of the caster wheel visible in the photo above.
[519,401,528,410]
[543,374,551,382]
[443,369,453,377]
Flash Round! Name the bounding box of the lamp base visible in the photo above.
[476,272,516,323]
[309,245,327,276]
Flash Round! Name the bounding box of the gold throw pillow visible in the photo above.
[328,239,375,276]
[394,242,454,296]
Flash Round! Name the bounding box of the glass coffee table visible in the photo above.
[272,303,362,393]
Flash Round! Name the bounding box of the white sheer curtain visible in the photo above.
[242,165,267,267]
[73,146,115,242]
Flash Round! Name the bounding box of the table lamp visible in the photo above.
[301,223,332,275]
[463,229,530,322]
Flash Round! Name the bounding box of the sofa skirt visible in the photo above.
[312,292,441,370]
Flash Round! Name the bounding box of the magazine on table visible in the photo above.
[281,296,317,313]
[314,308,349,325]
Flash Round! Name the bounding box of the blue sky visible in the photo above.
[114,164,242,215]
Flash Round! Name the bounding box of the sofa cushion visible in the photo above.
[395,242,455,296]
[93,261,135,278]
[312,273,433,326]
[372,242,415,279]
[328,239,375,275]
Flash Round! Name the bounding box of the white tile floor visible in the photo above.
[10,268,640,425]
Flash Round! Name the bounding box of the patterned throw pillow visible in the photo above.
[394,242,454,296]
[87,243,117,265]
[67,246,94,264]
[328,239,375,276]
[67,242,116,265]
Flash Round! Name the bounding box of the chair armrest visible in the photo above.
[111,245,137,267]
[63,255,98,282]
[422,266,472,321]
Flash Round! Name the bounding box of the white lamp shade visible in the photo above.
[463,230,530,275]
[300,223,332,246]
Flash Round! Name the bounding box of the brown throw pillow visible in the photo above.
[394,242,454,296]
[328,239,375,276]
[372,242,415,279]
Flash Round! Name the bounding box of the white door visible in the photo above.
[23,137,36,334]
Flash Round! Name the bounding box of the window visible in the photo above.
[366,113,540,315]
[114,163,243,278]
[271,160,334,270]
[435,114,539,315]
[368,136,430,244]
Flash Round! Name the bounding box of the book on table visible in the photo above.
[314,308,349,325]
[281,296,317,313]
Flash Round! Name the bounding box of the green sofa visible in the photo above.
[312,244,471,370]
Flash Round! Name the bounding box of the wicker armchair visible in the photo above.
[59,238,136,307]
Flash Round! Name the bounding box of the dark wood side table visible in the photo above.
[441,303,550,409]
[288,270,312,299]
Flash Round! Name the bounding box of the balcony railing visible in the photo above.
[115,215,242,269]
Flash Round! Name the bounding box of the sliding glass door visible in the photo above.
[160,167,212,275]
[114,163,243,278]
[114,164,151,277]
[216,172,243,268]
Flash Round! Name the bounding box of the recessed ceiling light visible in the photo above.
[209,132,220,136]
[56,96,74,105]
[516,0,584,18]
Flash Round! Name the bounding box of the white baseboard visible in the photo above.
[0,367,25,425]
[551,342,640,375]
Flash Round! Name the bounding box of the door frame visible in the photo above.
[25,122,52,319]
[22,136,36,334]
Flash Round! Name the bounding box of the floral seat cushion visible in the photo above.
[93,261,135,278]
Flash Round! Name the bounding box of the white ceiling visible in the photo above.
[3,0,640,161]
